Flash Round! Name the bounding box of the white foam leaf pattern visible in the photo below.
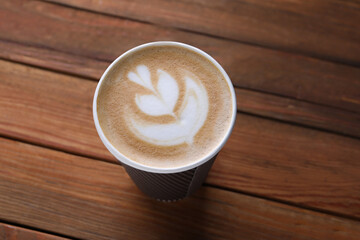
[127,65,209,146]
[157,69,179,113]
[181,76,208,144]
[135,94,173,116]
[128,65,154,91]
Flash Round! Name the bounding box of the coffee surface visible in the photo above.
[97,45,233,168]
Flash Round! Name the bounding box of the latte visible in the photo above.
[97,44,234,168]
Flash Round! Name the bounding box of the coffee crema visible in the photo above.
[97,45,233,168]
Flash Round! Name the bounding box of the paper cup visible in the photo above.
[93,41,236,201]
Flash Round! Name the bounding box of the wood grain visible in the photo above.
[1,0,360,113]
[0,138,359,240]
[213,114,360,218]
[0,223,68,240]
[0,59,359,217]
[0,39,107,80]
[0,60,111,160]
[45,0,360,66]
[235,88,360,137]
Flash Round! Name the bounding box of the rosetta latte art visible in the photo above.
[127,65,209,146]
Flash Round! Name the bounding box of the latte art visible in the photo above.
[127,65,209,146]
[96,45,233,168]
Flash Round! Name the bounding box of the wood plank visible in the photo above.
[0,40,107,80]
[0,60,111,161]
[0,138,359,240]
[45,0,360,66]
[1,0,360,113]
[0,60,359,217]
[213,114,360,218]
[0,223,69,240]
[235,88,360,137]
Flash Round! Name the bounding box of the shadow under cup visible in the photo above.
[93,41,237,201]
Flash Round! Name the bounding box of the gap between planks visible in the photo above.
[0,58,359,218]
[0,137,359,240]
[1,133,359,224]
[1,1,359,113]
[42,0,360,68]
[204,183,360,223]
[0,55,358,140]
[0,220,79,240]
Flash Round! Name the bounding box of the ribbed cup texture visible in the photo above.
[122,156,216,201]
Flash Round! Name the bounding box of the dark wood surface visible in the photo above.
[1,59,359,218]
[0,0,359,239]
[1,0,360,113]
[46,0,360,66]
[0,223,68,240]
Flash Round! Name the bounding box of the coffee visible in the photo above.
[97,45,233,168]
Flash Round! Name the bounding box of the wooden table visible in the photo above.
[0,0,359,239]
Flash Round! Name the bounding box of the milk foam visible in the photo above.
[96,45,233,168]
[127,65,208,146]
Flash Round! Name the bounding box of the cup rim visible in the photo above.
[93,41,236,173]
